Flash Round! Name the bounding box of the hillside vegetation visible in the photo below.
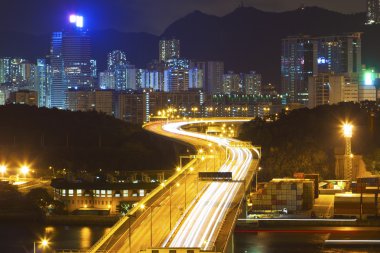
[239,103,380,180]
[0,104,183,173]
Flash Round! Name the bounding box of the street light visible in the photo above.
[256,167,262,192]
[20,165,30,178]
[0,165,6,175]
[342,123,353,180]
[34,238,49,253]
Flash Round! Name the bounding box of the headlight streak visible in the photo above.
[161,119,254,250]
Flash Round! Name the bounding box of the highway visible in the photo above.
[88,118,258,253]
[159,120,256,251]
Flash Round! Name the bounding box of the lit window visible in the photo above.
[123,190,129,197]
[139,189,145,197]
[101,190,106,197]
[107,190,112,197]
[62,189,66,196]
[68,189,74,196]
[77,189,82,197]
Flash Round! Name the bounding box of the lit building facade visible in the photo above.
[308,73,359,108]
[282,34,362,105]
[367,0,380,24]
[50,15,92,109]
[36,58,51,107]
[99,71,116,90]
[51,178,158,214]
[159,39,180,62]
[0,58,11,84]
[62,26,93,89]
[244,71,262,96]
[164,59,190,92]
[50,32,65,109]
[223,71,241,94]
[9,90,38,106]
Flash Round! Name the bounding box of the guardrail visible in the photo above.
[87,158,198,253]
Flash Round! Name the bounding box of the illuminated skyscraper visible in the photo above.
[282,33,361,104]
[367,0,380,24]
[36,59,51,107]
[244,71,262,96]
[50,32,65,108]
[192,61,224,94]
[281,36,315,104]
[0,58,11,84]
[223,71,241,94]
[164,58,189,92]
[62,16,92,89]
[107,50,127,71]
[159,39,180,62]
[50,15,93,109]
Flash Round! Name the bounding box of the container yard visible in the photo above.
[250,178,315,213]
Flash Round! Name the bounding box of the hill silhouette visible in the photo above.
[0,7,379,89]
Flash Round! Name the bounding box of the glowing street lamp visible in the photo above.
[20,165,30,177]
[0,165,6,175]
[343,123,353,138]
[34,238,49,253]
[256,167,262,192]
[342,123,353,180]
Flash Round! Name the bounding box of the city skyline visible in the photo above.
[0,0,367,35]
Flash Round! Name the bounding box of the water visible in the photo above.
[0,223,379,253]
[0,223,110,253]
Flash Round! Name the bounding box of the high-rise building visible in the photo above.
[367,0,380,24]
[90,59,97,78]
[159,39,180,62]
[282,33,362,105]
[0,58,11,84]
[107,50,128,71]
[50,32,65,109]
[317,34,361,74]
[308,74,331,108]
[308,73,359,108]
[164,59,189,92]
[106,50,136,91]
[99,71,115,90]
[10,58,28,84]
[281,36,315,104]
[50,15,93,109]
[62,18,92,89]
[189,68,203,89]
[329,75,359,104]
[193,61,224,94]
[223,71,241,94]
[36,59,51,107]
[244,71,262,95]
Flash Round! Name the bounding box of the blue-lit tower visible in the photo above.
[36,58,51,107]
[50,32,65,109]
[50,14,93,109]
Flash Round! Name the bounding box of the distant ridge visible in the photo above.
[0,6,378,87]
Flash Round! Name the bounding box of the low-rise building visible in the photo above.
[51,178,158,214]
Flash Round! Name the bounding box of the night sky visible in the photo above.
[0,0,366,35]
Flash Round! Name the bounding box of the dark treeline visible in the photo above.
[0,104,184,172]
[239,103,380,181]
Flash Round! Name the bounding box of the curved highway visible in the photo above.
[147,119,257,250]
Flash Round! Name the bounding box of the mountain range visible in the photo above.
[0,6,379,87]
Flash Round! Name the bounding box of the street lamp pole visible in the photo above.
[169,186,172,230]
[255,167,262,192]
[342,123,353,180]
[127,214,136,253]
[150,206,153,248]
